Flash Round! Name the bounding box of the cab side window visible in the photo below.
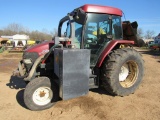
[112,16,122,40]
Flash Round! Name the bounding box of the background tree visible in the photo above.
[137,28,144,39]
[50,28,58,39]
[3,23,25,35]
[144,30,155,39]
[0,23,53,41]
[0,30,4,36]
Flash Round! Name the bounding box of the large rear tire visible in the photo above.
[101,48,144,96]
[24,77,59,111]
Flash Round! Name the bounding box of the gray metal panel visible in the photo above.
[55,48,90,100]
[54,49,60,77]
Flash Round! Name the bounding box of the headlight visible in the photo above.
[23,59,32,64]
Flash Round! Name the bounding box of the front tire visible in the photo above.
[101,48,144,96]
[24,77,59,111]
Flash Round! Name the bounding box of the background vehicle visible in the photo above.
[150,40,160,50]
[14,4,144,111]
[148,41,154,48]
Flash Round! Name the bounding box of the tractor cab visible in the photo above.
[56,4,124,66]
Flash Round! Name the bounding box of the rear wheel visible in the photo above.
[101,48,144,96]
[24,77,59,111]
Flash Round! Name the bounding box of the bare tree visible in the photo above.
[1,23,55,40]
[4,23,24,33]
[50,28,58,39]
[42,28,49,34]
[137,28,144,39]
[0,30,4,36]
[29,30,52,41]
[1,23,30,36]
[144,30,155,39]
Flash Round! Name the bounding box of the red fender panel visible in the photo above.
[96,40,134,67]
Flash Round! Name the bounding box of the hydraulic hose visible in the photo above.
[41,44,63,63]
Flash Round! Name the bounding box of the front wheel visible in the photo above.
[101,48,144,96]
[24,77,59,111]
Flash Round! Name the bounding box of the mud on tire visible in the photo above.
[101,48,144,96]
[24,77,59,111]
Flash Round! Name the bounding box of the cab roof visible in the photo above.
[80,4,122,16]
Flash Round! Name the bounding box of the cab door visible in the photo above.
[83,13,111,66]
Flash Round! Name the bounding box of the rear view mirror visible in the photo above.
[74,8,86,25]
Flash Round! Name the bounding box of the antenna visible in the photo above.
[122,11,126,21]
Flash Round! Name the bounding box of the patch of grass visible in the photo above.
[139,47,149,50]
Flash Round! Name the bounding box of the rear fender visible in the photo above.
[96,40,134,67]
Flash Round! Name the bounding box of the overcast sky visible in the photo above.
[0,0,160,36]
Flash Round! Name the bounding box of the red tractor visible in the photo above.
[15,4,144,111]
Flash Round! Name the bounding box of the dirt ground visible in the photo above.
[0,48,160,120]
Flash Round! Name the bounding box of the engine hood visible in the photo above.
[25,41,54,56]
